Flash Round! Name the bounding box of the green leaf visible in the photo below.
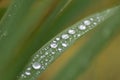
[0,8,6,20]
[0,0,61,80]
[52,5,120,80]
[0,0,99,79]
[17,5,119,80]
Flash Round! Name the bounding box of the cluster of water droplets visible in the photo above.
[19,14,104,79]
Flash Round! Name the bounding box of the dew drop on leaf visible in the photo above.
[78,25,86,30]
[62,43,68,47]
[84,20,91,25]
[68,29,76,34]
[25,71,31,76]
[50,43,58,48]
[32,62,41,70]
[61,34,69,39]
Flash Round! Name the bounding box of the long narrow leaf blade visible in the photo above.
[17,6,119,80]
[53,5,120,80]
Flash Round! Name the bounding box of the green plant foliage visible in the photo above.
[18,5,120,80]
[0,8,6,19]
[52,6,120,80]
[0,0,120,80]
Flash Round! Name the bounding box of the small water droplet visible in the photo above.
[84,20,91,25]
[32,62,41,70]
[93,22,97,25]
[56,37,60,41]
[78,25,86,30]
[35,54,39,58]
[58,48,62,51]
[40,55,45,59]
[45,52,48,55]
[41,66,45,70]
[25,71,31,76]
[51,52,55,54]
[50,43,58,48]
[61,34,69,39]
[21,74,26,78]
[45,63,48,65]
[68,29,75,34]
[27,67,31,70]
[53,40,56,43]
[62,43,68,47]
[45,59,48,61]
[77,34,81,37]
[90,18,94,21]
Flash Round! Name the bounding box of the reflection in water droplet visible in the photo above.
[50,43,58,48]
[58,48,62,51]
[32,62,41,70]
[68,29,75,34]
[27,67,31,70]
[61,34,69,39]
[25,71,31,76]
[56,37,60,41]
[62,43,68,47]
[78,25,86,30]
[84,20,91,25]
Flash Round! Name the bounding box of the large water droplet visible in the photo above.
[78,25,86,30]
[84,20,91,25]
[68,29,75,34]
[32,62,41,70]
[50,43,58,48]
[61,34,69,39]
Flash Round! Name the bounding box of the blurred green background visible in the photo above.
[0,0,120,80]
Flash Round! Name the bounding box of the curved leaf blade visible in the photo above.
[52,5,120,80]
[17,6,119,80]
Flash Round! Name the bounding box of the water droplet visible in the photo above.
[25,71,31,76]
[56,37,60,41]
[58,48,62,51]
[77,34,81,37]
[61,34,69,39]
[45,52,48,55]
[90,18,94,21]
[45,63,48,65]
[84,20,91,25]
[68,29,75,34]
[78,25,86,30]
[27,67,31,70]
[21,74,26,78]
[41,66,45,70]
[35,54,39,58]
[51,52,55,54]
[62,43,68,47]
[45,59,48,61]
[97,17,101,22]
[50,43,58,48]
[53,40,57,43]
[32,62,41,70]
[40,55,45,59]
[93,22,97,25]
